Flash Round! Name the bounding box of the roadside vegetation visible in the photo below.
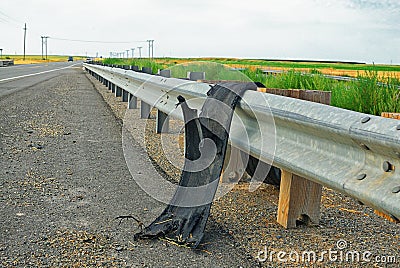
[102,58,400,115]
[157,57,400,73]
[1,55,87,64]
[243,68,400,115]
[102,58,164,75]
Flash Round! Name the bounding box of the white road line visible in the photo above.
[0,63,80,82]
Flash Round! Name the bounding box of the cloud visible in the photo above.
[0,0,399,63]
[346,0,400,10]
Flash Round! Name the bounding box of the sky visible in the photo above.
[0,0,399,64]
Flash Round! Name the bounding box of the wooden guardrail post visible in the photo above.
[140,67,152,119]
[128,93,137,109]
[277,172,322,228]
[187,71,205,81]
[156,70,171,133]
[258,88,330,228]
[159,69,171,78]
[221,145,247,185]
[122,89,129,102]
[381,112,400,120]
[115,86,122,98]
[127,66,138,109]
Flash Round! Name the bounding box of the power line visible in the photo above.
[0,16,9,24]
[0,10,24,25]
[49,37,147,44]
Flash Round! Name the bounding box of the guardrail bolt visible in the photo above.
[228,171,236,179]
[356,174,367,180]
[361,117,371,124]
[383,161,394,172]
[360,144,370,150]
[392,186,400,194]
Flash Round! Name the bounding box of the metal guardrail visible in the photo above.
[83,62,400,220]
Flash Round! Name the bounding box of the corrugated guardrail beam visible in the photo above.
[83,62,400,220]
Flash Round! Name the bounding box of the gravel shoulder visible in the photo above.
[87,70,400,268]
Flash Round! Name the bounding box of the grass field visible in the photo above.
[102,58,400,115]
[154,58,400,79]
[1,55,87,64]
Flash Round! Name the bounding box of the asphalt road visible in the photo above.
[0,63,256,267]
[0,62,80,98]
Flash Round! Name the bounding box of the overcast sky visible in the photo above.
[1,0,399,64]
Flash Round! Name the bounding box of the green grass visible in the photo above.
[167,62,251,81]
[335,72,400,115]
[243,68,400,115]
[155,57,400,73]
[102,58,400,115]
[103,58,166,74]
[103,58,251,81]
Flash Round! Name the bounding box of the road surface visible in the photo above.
[0,63,256,267]
[0,62,80,98]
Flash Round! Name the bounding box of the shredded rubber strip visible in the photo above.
[135,82,257,248]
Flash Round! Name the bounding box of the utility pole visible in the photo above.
[41,36,45,59]
[147,40,154,59]
[43,36,49,60]
[152,40,154,59]
[41,36,43,59]
[23,23,27,61]
[137,46,142,58]
[40,36,49,60]
[0,48,3,59]
[131,48,135,58]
